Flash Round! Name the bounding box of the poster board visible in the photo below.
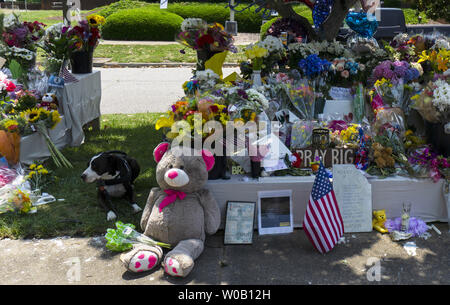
[333,164,373,232]
[257,190,293,235]
[224,201,256,244]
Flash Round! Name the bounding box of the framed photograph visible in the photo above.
[224,201,256,244]
[257,190,293,235]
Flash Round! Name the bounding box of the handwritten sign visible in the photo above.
[329,86,353,100]
[224,201,255,244]
[295,147,357,168]
[333,164,372,232]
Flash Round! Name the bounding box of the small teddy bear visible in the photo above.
[120,142,221,277]
[372,142,395,168]
[38,93,59,111]
[372,210,389,234]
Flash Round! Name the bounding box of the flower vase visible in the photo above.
[208,155,230,180]
[196,47,220,71]
[250,160,261,178]
[70,50,94,74]
[251,70,262,87]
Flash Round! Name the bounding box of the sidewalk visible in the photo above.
[99,33,260,46]
[0,224,448,285]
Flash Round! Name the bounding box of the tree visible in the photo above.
[231,0,376,41]
[416,0,449,23]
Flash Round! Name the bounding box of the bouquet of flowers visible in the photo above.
[410,79,450,124]
[67,14,105,53]
[0,14,45,82]
[408,146,450,182]
[1,14,45,51]
[0,187,33,214]
[38,23,78,74]
[282,80,316,120]
[371,60,420,85]
[298,54,331,80]
[328,57,364,87]
[244,43,269,71]
[177,19,236,71]
[25,163,53,191]
[105,221,171,252]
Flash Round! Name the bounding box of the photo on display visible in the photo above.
[257,190,293,235]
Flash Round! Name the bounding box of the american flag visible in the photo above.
[60,67,79,84]
[303,162,344,254]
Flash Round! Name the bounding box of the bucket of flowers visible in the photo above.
[67,14,105,74]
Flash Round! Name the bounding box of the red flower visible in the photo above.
[209,105,219,113]
[292,152,302,168]
[196,34,214,48]
[5,81,16,92]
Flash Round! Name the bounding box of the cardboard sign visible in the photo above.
[295,147,357,168]
[224,201,256,244]
[333,164,372,232]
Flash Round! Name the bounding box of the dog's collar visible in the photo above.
[97,154,133,186]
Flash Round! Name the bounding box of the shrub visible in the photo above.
[96,0,152,18]
[166,3,265,33]
[101,7,184,41]
[260,17,280,39]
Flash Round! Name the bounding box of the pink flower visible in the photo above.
[341,70,350,78]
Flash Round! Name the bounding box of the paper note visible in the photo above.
[333,164,372,232]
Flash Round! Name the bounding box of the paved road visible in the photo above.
[0,225,448,286]
[99,67,240,114]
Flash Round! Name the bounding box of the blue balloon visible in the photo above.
[345,11,378,38]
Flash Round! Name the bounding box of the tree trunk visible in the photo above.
[264,0,358,42]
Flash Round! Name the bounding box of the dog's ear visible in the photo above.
[154,142,170,163]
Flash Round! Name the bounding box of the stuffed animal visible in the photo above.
[120,142,221,277]
[372,209,389,234]
[38,93,59,111]
[372,142,395,169]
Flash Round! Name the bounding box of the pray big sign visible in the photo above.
[295,147,357,168]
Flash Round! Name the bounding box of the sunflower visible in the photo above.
[87,14,106,27]
[51,110,61,128]
[21,108,42,123]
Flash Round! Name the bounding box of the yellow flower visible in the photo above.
[51,111,61,128]
[39,169,49,175]
[21,108,42,123]
[155,112,175,130]
[253,45,268,58]
[3,119,19,132]
[29,164,36,170]
[87,14,106,27]
[36,165,43,170]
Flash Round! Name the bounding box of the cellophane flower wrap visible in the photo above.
[410,79,450,124]
[105,221,171,252]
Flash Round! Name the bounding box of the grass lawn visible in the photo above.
[0,113,163,239]
[93,44,247,64]
[0,9,90,27]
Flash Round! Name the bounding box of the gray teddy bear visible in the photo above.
[120,142,221,277]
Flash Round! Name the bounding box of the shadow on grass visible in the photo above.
[0,113,163,239]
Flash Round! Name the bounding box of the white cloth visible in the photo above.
[56,71,102,146]
[206,175,448,229]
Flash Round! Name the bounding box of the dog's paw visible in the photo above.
[106,211,117,221]
[132,203,142,213]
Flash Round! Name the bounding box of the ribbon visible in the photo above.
[159,189,186,212]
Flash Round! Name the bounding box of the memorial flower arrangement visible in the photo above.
[67,14,105,53]
[176,18,236,67]
[38,23,78,73]
[25,163,53,191]
[328,57,364,87]
[0,188,32,214]
[410,79,450,124]
[244,43,269,71]
[1,14,45,51]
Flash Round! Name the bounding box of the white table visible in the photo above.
[206,175,449,229]
[56,71,102,146]
[20,71,102,164]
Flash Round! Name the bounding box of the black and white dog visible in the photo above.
[81,151,142,221]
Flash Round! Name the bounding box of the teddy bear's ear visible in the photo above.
[154,142,170,163]
[201,149,215,171]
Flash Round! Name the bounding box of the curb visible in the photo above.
[93,62,241,68]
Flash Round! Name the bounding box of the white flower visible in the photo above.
[260,35,284,54]
[432,38,450,50]
[181,18,206,31]
[432,79,450,112]
[246,88,269,110]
